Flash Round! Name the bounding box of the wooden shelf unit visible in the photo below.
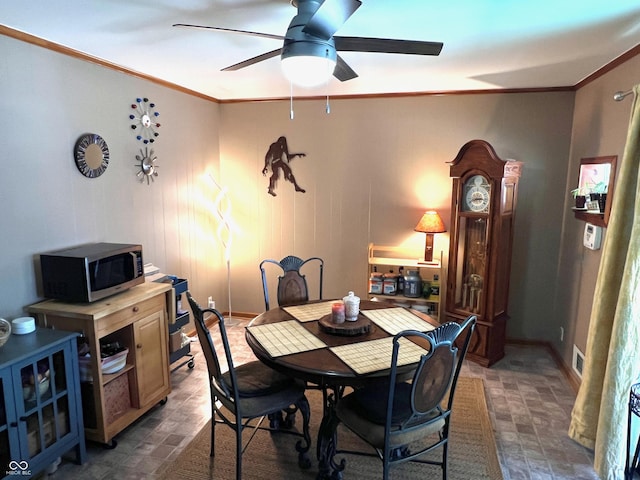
[367,244,444,322]
[27,282,173,446]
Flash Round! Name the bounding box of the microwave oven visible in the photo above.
[39,242,144,302]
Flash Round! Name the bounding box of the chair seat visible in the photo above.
[337,387,445,448]
[222,361,294,397]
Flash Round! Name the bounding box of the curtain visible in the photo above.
[568,84,640,480]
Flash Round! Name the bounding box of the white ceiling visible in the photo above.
[2,0,640,101]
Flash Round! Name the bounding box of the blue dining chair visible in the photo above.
[335,315,477,480]
[260,255,324,311]
[186,291,311,479]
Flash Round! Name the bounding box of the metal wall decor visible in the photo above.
[129,97,160,144]
[135,147,159,184]
[74,133,110,178]
[262,136,306,197]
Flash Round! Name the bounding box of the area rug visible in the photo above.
[159,376,503,479]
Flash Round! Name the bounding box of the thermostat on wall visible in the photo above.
[584,222,603,250]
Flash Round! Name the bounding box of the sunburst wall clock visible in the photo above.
[129,97,160,144]
[135,147,159,184]
[74,133,109,178]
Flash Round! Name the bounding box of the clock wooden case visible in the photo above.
[445,140,522,367]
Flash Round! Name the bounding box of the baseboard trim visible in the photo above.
[194,311,257,333]
[507,338,581,394]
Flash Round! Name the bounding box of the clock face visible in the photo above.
[74,133,109,178]
[129,97,160,144]
[463,175,491,212]
[135,147,159,185]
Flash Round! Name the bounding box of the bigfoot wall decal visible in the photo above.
[262,136,306,197]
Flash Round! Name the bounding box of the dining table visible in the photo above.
[245,299,439,479]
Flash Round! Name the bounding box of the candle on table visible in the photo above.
[332,302,345,324]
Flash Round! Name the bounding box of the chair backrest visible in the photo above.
[186,291,240,405]
[387,315,477,432]
[259,255,324,311]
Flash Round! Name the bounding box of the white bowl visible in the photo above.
[38,377,50,397]
[12,317,35,334]
[0,318,10,347]
[101,348,129,374]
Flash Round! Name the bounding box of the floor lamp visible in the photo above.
[209,174,239,326]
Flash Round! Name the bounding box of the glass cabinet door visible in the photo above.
[0,371,12,474]
[18,349,70,459]
[452,215,489,316]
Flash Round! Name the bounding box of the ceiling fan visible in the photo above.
[173,0,443,87]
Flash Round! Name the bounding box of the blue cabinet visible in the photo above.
[0,328,85,478]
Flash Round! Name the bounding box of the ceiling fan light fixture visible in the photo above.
[281,32,337,88]
[281,54,336,87]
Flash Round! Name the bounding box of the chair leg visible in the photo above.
[210,401,216,457]
[442,440,448,480]
[283,405,298,428]
[214,412,216,457]
[382,453,390,480]
[268,410,284,428]
[235,420,243,480]
[295,395,312,469]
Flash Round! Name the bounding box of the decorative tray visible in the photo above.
[318,313,371,336]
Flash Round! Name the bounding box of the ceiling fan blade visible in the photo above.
[334,55,358,82]
[172,23,284,41]
[221,48,282,71]
[302,0,362,40]
[334,36,443,56]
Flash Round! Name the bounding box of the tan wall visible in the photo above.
[555,54,640,369]
[0,34,226,319]
[219,92,575,342]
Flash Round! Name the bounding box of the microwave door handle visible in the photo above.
[130,252,141,278]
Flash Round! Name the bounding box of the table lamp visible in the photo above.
[414,210,446,263]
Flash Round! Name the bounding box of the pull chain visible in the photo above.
[289,81,294,120]
[325,50,331,114]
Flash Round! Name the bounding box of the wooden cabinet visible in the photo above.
[27,282,173,446]
[0,328,85,478]
[133,310,169,407]
[445,140,522,367]
[367,244,443,322]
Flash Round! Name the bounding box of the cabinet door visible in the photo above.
[15,348,75,461]
[0,369,19,475]
[133,310,169,406]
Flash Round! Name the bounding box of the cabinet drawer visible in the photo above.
[97,294,165,336]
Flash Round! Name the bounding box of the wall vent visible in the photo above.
[573,345,585,378]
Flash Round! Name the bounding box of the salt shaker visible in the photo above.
[343,291,360,321]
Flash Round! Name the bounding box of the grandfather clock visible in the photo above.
[445,140,522,367]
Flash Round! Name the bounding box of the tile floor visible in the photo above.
[44,318,601,480]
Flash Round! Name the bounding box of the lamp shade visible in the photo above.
[414,211,446,234]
